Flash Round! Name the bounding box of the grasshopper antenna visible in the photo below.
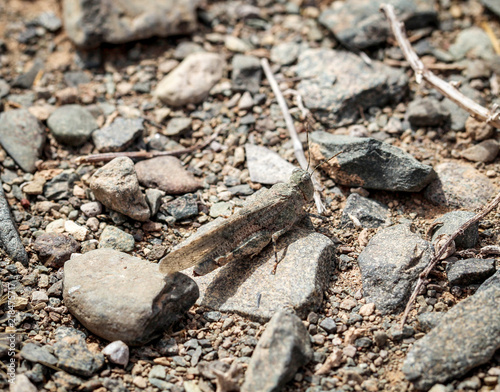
[305,122,311,172]
[311,151,342,175]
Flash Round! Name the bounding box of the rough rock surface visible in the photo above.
[92,117,144,152]
[430,211,478,249]
[446,258,496,286]
[310,131,436,192]
[245,144,296,185]
[62,0,199,48]
[358,224,433,314]
[90,157,151,221]
[0,109,45,173]
[63,249,199,345]
[33,233,80,268]
[406,97,450,127]
[341,193,391,229]
[98,226,135,252]
[242,310,313,392]
[47,105,98,146]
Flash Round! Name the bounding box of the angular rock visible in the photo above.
[310,131,435,192]
[242,310,313,392]
[191,225,335,321]
[12,59,44,89]
[164,117,192,136]
[403,285,500,389]
[460,139,499,163]
[319,0,437,49]
[162,194,199,221]
[245,144,296,185]
[0,109,45,173]
[20,343,58,366]
[33,233,81,268]
[446,258,496,286]
[80,201,102,217]
[357,224,433,314]
[481,0,500,17]
[135,156,202,194]
[341,193,391,229]
[424,162,497,209]
[90,157,151,221]
[477,269,500,293]
[430,211,478,249]
[44,170,80,200]
[442,85,484,131]
[37,11,62,32]
[47,105,98,146]
[102,341,129,367]
[0,181,28,265]
[154,52,224,107]
[92,117,144,152]
[63,0,199,48]
[99,226,135,252]
[63,249,199,345]
[145,189,164,216]
[9,374,37,392]
[406,97,450,127]
[448,27,495,61]
[231,54,262,93]
[270,42,301,66]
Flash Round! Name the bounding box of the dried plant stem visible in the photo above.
[261,58,324,213]
[400,191,500,327]
[380,3,500,129]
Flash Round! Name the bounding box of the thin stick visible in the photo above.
[261,58,324,213]
[380,3,500,129]
[400,191,500,327]
[75,129,220,165]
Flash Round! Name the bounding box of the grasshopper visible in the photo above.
[159,168,315,276]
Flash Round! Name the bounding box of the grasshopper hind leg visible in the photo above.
[270,225,294,275]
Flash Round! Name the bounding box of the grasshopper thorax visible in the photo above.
[290,168,314,202]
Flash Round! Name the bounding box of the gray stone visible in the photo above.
[424,162,497,209]
[460,139,499,163]
[145,188,164,216]
[135,156,202,194]
[310,131,435,192]
[0,109,45,173]
[191,225,335,321]
[430,211,479,249]
[162,194,198,221]
[0,181,28,265]
[0,78,10,98]
[12,59,44,89]
[64,71,91,87]
[242,310,312,392]
[90,157,151,222]
[99,226,135,252]
[6,92,35,108]
[319,0,437,49]
[63,0,199,48]
[477,269,500,293]
[319,318,337,334]
[270,42,301,66]
[296,49,408,127]
[358,224,433,314]
[173,42,204,60]
[33,233,81,268]
[155,52,224,107]
[37,11,62,31]
[403,285,500,389]
[446,258,496,286]
[92,117,144,152]
[9,374,37,392]
[245,144,296,185]
[416,312,444,332]
[209,202,233,218]
[102,341,129,366]
[44,170,80,200]
[481,0,500,17]
[448,27,495,61]
[231,54,262,93]
[164,117,192,136]
[63,249,199,345]
[406,97,450,127]
[341,193,391,228]
[47,105,98,146]
[20,343,58,366]
[441,85,484,131]
[80,201,102,217]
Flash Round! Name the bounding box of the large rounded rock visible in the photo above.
[63,248,199,345]
[47,105,98,146]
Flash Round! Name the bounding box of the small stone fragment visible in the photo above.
[80,201,102,217]
[47,105,98,146]
[20,342,58,366]
[92,117,144,152]
[406,97,450,127]
[446,258,496,286]
[460,139,499,163]
[164,117,192,136]
[231,54,262,93]
[341,193,391,228]
[102,341,129,366]
[99,226,135,252]
[44,170,80,200]
[245,144,296,185]
[33,233,81,268]
[430,211,478,248]
[163,194,199,221]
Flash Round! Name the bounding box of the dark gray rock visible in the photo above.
[62,0,199,48]
[0,109,45,173]
[47,105,98,146]
[63,249,199,345]
[430,211,478,249]
[164,117,191,136]
[477,269,500,293]
[416,312,444,332]
[358,224,433,314]
[403,285,500,390]
[424,162,497,209]
[296,49,408,127]
[241,310,312,392]
[44,170,80,200]
[319,318,337,334]
[481,0,500,17]
[406,97,450,127]
[33,233,81,268]
[162,194,198,221]
[310,131,435,192]
[446,258,496,286]
[341,193,391,228]
[20,343,58,366]
[231,54,262,93]
[92,117,144,152]
[319,0,437,49]
[12,59,44,89]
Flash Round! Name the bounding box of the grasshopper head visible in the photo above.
[290,168,314,202]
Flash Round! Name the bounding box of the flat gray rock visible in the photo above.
[191,225,335,322]
[242,310,313,392]
[406,97,450,127]
[92,117,144,152]
[63,248,199,345]
[310,131,436,192]
[341,193,391,229]
[448,27,495,61]
[47,105,98,146]
[0,109,45,173]
[430,211,478,249]
[245,144,296,185]
[231,54,262,93]
[90,157,151,221]
[296,49,408,127]
[98,226,135,252]
[446,258,496,286]
[63,0,199,48]
[403,284,500,389]
[319,0,437,49]
[357,224,433,314]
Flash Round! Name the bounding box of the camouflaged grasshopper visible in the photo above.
[159,167,315,276]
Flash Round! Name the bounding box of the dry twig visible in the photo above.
[380,3,500,129]
[261,58,325,213]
